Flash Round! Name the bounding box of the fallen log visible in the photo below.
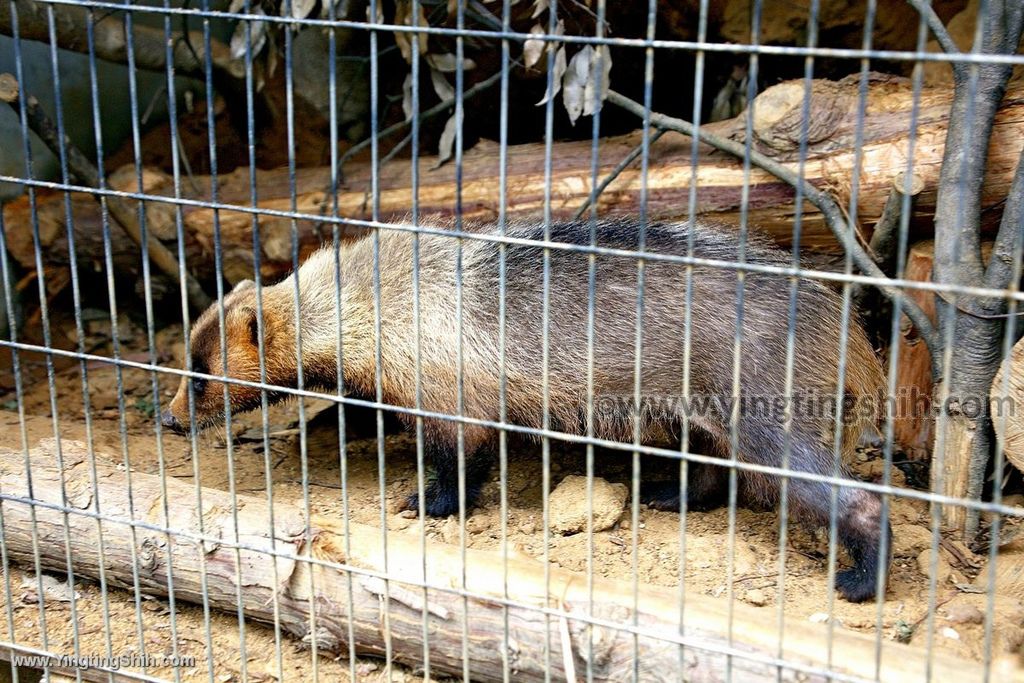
[0,437,1020,682]
[4,76,1023,292]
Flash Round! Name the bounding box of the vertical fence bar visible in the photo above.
[725,2,763,679]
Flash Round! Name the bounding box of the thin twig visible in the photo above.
[337,69,503,182]
[0,72,212,313]
[606,89,942,356]
[906,0,964,73]
[573,127,667,220]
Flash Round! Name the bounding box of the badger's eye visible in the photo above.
[190,359,208,395]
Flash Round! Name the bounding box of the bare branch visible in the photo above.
[337,69,503,181]
[869,172,925,272]
[605,89,942,356]
[0,73,212,314]
[906,0,964,71]
[573,127,667,220]
[985,146,1024,291]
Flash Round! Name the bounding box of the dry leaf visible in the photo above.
[531,0,548,18]
[394,1,429,63]
[426,53,476,72]
[287,0,317,20]
[230,9,268,60]
[402,73,414,121]
[430,68,455,102]
[367,1,384,24]
[536,44,566,106]
[583,44,612,117]
[434,113,460,168]
[562,46,592,125]
[523,24,546,69]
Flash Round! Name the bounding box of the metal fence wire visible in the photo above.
[0,0,1023,681]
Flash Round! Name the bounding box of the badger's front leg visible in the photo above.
[401,423,495,518]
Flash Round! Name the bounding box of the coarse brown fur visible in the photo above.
[164,218,890,602]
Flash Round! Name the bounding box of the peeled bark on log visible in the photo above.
[4,76,1023,290]
[991,336,1024,475]
[892,241,996,462]
[893,242,940,461]
[2,437,1020,682]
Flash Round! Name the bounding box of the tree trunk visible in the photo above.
[929,1,1024,537]
[1,437,1016,683]
[4,76,1023,295]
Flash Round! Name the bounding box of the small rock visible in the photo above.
[941,626,961,640]
[355,661,379,676]
[548,475,628,535]
[809,612,830,624]
[945,602,985,625]
[744,588,768,606]
[465,515,490,534]
[399,509,417,519]
[519,518,537,535]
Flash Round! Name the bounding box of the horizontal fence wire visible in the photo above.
[0,0,1022,682]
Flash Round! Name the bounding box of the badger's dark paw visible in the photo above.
[640,481,724,512]
[835,567,877,603]
[400,481,480,518]
[640,481,681,511]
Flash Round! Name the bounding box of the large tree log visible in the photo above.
[4,76,1023,291]
[1,437,1021,682]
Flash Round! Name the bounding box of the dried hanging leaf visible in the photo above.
[536,44,566,106]
[562,46,591,125]
[425,53,476,72]
[402,73,415,121]
[394,1,429,64]
[434,113,460,169]
[230,9,268,60]
[367,1,384,24]
[523,24,545,69]
[531,0,548,18]
[582,45,611,117]
[430,68,455,102]
[288,0,317,20]
[228,0,246,13]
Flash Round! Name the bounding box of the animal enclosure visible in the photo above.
[0,0,1023,682]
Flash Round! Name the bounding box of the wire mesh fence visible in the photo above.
[0,0,1023,681]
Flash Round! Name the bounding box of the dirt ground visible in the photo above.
[1,317,1023,682]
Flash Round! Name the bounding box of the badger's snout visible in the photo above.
[161,408,186,434]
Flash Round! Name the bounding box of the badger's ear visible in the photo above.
[228,305,261,347]
[232,279,256,293]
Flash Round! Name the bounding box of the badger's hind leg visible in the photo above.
[401,422,495,518]
[786,469,890,603]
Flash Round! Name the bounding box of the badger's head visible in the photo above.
[161,279,293,433]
